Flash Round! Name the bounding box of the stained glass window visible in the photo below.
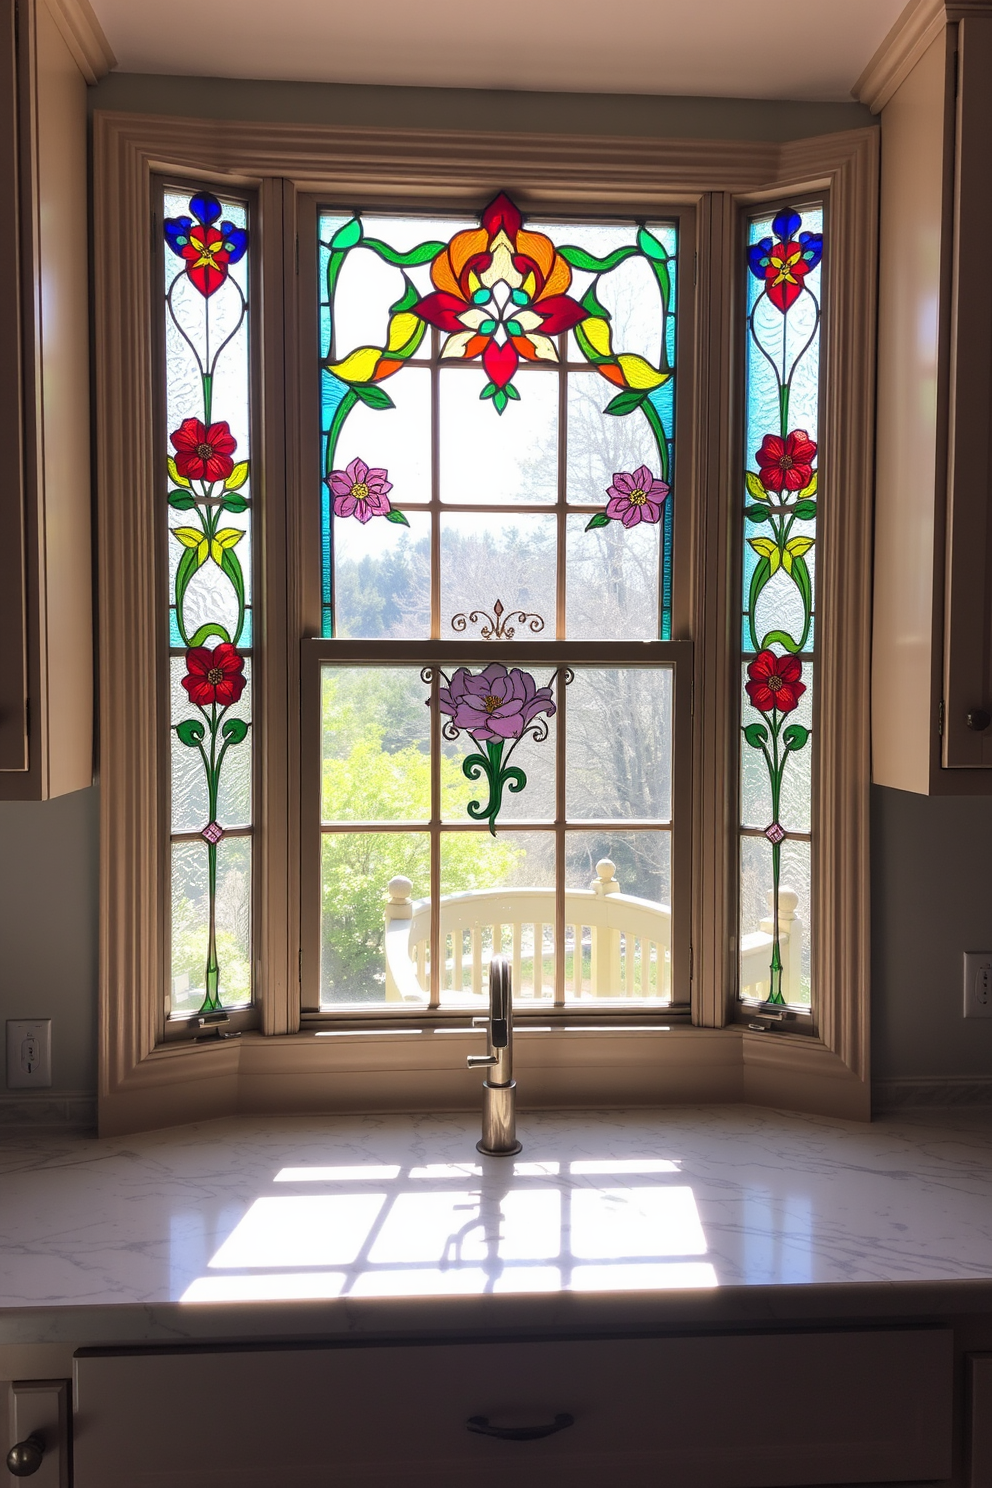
[163,187,253,1018]
[315,197,683,1011]
[739,205,822,1008]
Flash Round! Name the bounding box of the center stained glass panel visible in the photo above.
[316,197,680,1011]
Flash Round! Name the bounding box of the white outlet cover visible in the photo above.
[963,954,992,1019]
[5,1019,52,1088]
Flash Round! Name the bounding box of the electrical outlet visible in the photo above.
[5,1019,52,1088]
[963,955,992,1019]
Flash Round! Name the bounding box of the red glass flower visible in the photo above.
[171,419,238,483]
[745,651,805,715]
[164,193,248,298]
[747,209,823,313]
[181,644,246,707]
[755,430,816,494]
[414,193,587,411]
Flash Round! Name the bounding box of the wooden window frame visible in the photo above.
[93,112,876,1135]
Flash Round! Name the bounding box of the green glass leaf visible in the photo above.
[493,389,509,415]
[559,243,638,273]
[783,723,811,752]
[330,217,363,250]
[744,504,770,523]
[385,508,410,526]
[473,288,490,305]
[479,318,497,335]
[743,722,769,748]
[221,717,250,746]
[604,389,648,417]
[510,288,529,306]
[362,236,444,267]
[745,471,769,502]
[580,283,612,320]
[636,225,669,262]
[175,718,206,748]
[792,499,817,521]
[505,319,522,336]
[584,511,611,530]
[353,383,395,410]
[505,383,520,401]
[168,490,196,510]
[186,622,231,648]
[389,275,420,316]
[221,493,249,514]
[480,382,496,400]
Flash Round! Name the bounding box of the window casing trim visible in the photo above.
[94,111,876,1134]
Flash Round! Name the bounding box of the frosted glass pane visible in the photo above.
[333,510,430,639]
[566,373,661,509]
[566,514,659,640]
[440,369,557,504]
[565,668,672,822]
[740,835,811,1008]
[440,665,556,824]
[320,667,430,822]
[171,836,252,1016]
[320,830,430,1008]
[441,514,556,640]
[439,830,555,1007]
[739,661,812,834]
[333,367,431,506]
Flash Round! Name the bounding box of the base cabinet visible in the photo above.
[69,1328,953,1488]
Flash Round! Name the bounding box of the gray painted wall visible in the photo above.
[11,77,983,1109]
[0,787,98,1096]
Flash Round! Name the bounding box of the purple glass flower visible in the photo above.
[605,465,669,528]
[326,457,393,523]
[438,663,555,743]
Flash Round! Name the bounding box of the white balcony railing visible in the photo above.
[384,862,804,1007]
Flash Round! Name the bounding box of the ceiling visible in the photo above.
[88,0,907,103]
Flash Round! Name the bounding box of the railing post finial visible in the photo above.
[593,858,620,895]
[386,875,413,921]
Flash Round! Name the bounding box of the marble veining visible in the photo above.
[2,1104,992,1341]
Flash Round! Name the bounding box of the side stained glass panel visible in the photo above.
[163,187,253,1017]
[739,204,822,1009]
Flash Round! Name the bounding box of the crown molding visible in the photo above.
[855,0,992,112]
[43,0,115,84]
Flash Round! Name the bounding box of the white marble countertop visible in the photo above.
[2,1104,992,1346]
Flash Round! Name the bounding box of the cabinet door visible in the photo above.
[943,16,992,767]
[73,1327,953,1488]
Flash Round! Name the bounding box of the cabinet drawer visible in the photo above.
[73,1327,952,1488]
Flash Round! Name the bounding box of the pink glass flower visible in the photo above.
[605,466,669,527]
[326,457,393,522]
[438,663,555,743]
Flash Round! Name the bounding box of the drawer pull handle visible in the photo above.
[467,1413,574,1442]
[6,1436,44,1477]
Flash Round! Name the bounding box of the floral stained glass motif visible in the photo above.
[740,206,822,1008]
[433,663,558,834]
[164,187,253,1018]
[318,198,678,638]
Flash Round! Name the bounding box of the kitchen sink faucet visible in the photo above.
[466,955,521,1156]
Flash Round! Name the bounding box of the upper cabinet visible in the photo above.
[0,0,112,798]
[864,0,992,793]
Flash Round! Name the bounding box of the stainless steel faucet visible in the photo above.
[466,955,521,1156]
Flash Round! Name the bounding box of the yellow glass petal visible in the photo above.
[582,318,613,358]
[327,345,382,383]
[386,312,420,352]
[168,457,191,489]
[215,528,245,549]
[616,353,669,390]
[785,535,815,558]
[172,526,204,548]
